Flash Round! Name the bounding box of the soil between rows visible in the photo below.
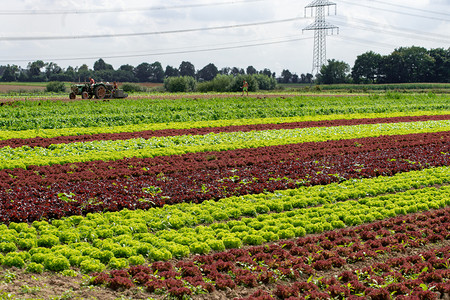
[0,236,448,300]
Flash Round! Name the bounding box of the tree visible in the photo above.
[179,61,196,77]
[27,60,46,80]
[197,63,218,81]
[260,68,274,78]
[1,65,18,82]
[93,58,113,72]
[219,67,230,75]
[119,64,134,72]
[246,66,257,75]
[318,59,350,84]
[428,48,450,83]
[149,62,165,83]
[77,64,92,82]
[165,65,179,78]
[135,62,152,82]
[352,51,383,83]
[230,67,244,76]
[280,69,292,83]
[381,46,434,83]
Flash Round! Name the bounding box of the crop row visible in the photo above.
[0,131,448,223]
[1,94,448,131]
[2,130,448,188]
[2,114,450,149]
[1,119,450,170]
[88,207,450,299]
[0,167,448,274]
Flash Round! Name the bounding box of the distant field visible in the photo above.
[0,82,47,93]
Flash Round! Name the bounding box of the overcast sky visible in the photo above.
[0,0,449,76]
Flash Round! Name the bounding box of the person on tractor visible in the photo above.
[89,77,95,91]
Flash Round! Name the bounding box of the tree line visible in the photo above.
[318,46,449,84]
[0,46,448,85]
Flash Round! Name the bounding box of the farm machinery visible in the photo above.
[69,82,128,99]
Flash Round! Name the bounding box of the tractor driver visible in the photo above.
[89,77,95,90]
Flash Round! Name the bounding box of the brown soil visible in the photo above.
[0,85,46,93]
[0,239,448,300]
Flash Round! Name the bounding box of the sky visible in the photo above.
[0,0,449,77]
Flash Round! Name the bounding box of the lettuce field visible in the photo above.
[0,93,449,299]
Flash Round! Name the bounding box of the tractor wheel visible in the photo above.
[81,91,89,99]
[95,86,106,99]
[69,92,76,99]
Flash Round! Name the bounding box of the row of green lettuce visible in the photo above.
[0,94,449,131]
[0,166,449,274]
[1,119,450,170]
[0,110,449,141]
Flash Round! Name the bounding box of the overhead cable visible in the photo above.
[0,17,302,41]
[338,0,449,22]
[0,0,271,15]
[0,36,313,63]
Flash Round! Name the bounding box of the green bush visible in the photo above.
[197,74,233,92]
[164,76,196,92]
[253,74,277,90]
[46,81,66,93]
[121,83,147,93]
[229,75,258,92]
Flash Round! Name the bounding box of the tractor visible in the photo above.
[69,82,128,99]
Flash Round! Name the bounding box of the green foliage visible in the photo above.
[223,236,242,249]
[128,255,145,266]
[189,242,211,254]
[108,257,129,270]
[121,83,147,93]
[242,234,265,246]
[3,253,25,268]
[164,76,196,92]
[44,255,70,272]
[0,242,18,253]
[26,262,44,274]
[37,234,60,248]
[45,81,66,93]
[80,258,105,274]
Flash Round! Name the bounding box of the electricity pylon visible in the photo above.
[303,0,339,75]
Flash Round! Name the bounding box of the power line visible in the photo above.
[0,0,270,15]
[338,0,450,22]
[333,19,450,44]
[333,16,450,41]
[0,17,302,41]
[0,36,313,63]
[369,0,450,18]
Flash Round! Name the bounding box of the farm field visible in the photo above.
[0,92,449,299]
